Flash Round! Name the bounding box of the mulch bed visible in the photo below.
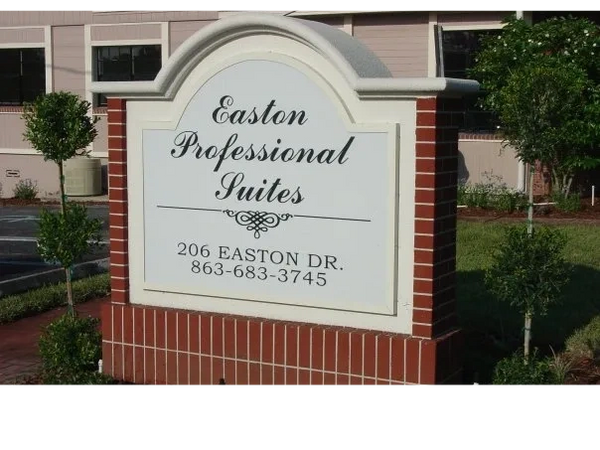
[1,198,108,207]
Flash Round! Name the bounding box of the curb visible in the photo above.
[0,258,109,299]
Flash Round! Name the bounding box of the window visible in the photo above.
[442,29,502,133]
[93,44,162,106]
[0,48,45,106]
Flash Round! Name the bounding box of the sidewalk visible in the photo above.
[0,297,108,384]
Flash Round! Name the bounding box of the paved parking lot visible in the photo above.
[0,204,109,284]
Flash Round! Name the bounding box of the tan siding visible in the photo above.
[438,11,511,27]
[0,113,29,149]
[91,23,161,41]
[94,115,108,154]
[169,20,214,55]
[353,13,428,77]
[0,154,61,198]
[0,11,90,27]
[0,27,45,44]
[459,140,519,188]
[92,11,218,24]
[52,25,86,98]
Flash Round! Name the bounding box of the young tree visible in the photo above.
[484,226,571,359]
[22,92,102,316]
[471,15,600,206]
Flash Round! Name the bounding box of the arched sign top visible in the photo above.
[91,13,479,100]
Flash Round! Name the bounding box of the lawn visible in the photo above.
[457,220,600,383]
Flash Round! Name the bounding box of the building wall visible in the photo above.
[458,140,519,188]
[169,20,214,55]
[52,25,86,99]
[353,12,429,77]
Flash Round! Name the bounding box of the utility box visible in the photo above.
[64,157,102,196]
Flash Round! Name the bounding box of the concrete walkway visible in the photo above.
[0,297,107,384]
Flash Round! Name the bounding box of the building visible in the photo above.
[0,10,590,198]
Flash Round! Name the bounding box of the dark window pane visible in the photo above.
[442,29,501,132]
[132,45,161,80]
[0,48,45,105]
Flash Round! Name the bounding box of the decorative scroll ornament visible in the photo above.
[223,210,293,239]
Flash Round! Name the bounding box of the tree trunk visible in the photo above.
[524,312,532,361]
[58,162,74,317]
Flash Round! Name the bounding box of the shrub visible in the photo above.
[552,191,582,213]
[492,349,557,384]
[565,316,600,359]
[12,178,39,200]
[457,174,528,213]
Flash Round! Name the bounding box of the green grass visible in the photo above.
[457,221,600,383]
[0,273,110,325]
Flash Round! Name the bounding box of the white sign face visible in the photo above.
[142,60,398,314]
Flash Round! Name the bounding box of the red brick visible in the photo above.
[236,361,248,385]
[155,310,166,348]
[416,97,437,111]
[110,251,128,267]
[390,336,405,382]
[413,308,433,324]
[223,317,235,358]
[144,348,155,384]
[109,202,127,215]
[376,335,390,381]
[107,109,125,124]
[350,376,362,385]
[108,136,126,150]
[108,175,127,189]
[212,358,224,384]
[286,367,298,384]
[412,323,433,339]
[323,373,336,385]
[101,303,112,340]
[415,189,436,203]
[178,353,189,385]
[324,329,337,372]
[189,354,200,385]
[350,332,363,376]
[414,264,433,279]
[109,188,127,202]
[261,364,273,385]
[166,351,177,384]
[236,320,248,359]
[112,305,123,342]
[416,127,436,142]
[363,333,376,378]
[364,377,375,385]
[200,315,211,354]
[273,366,285,385]
[224,359,235,385]
[108,123,126,137]
[108,162,127,176]
[107,98,126,110]
[311,327,324,370]
[102,342,112,377]
[261,322,274,363]
[133,308,144,346]
[111,277,128,292]
[273,323,285,365]
[414,219,434,235]
[420,340,437,384]
[416,111,436,126]
[414,235,434,250]
[405,340,420,384]
[415,173,435,189]
[166,312,177,349]
[249,363,261,385]
[298,325,311,368]
[311,371,323,385]
[337,331,350,373]
[177,313,188,352]
[155,349,166,384]
[108,149,127,163]
[212,316,223,357]
[414,249,434,265]
[414,294,434,309]
[416,158,437,173]
[111,290,129,304]
[298,369,311,385]
[286,325,298,367]
[113,345,125,381]
[415,204,436,219]
[248,321,261,361]
[200,356,211,385]
[414,278,433,294]
[189,314,199,354]
[109,226,128,241]
[124,345,133,381]
[110,264,128,280]
[336,374,350,384]
[143,309,155,347]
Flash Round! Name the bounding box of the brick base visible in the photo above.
[101,301,463,385]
